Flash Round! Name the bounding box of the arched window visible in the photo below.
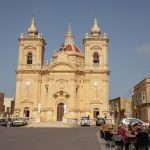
[93,52,99,64]
[27,52,33,64]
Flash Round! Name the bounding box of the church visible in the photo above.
[14,18,110,123]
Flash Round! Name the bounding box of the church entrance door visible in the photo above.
[57,103,64,121]
[24,107,30,118]
[93,108,99,118]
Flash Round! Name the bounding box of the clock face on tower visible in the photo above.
[25,80,31,86]
[93,80,99,87]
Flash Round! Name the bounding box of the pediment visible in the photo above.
[21,99,33,103]
[49,63,75,71]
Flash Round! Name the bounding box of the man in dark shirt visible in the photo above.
[134,129,149,150]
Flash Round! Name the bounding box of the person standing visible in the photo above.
[117,123,130,150]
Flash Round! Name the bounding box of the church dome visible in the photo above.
[58,24,80,52]
[64,44,80,52]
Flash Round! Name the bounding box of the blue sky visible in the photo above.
[0,0,150,99]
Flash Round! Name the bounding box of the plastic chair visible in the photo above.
[113,134,123,150]
[100,130,105,143]
[104,131,114,149]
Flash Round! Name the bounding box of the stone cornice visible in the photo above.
[77,109,90,112]
[84,70,110,75]
[83,36,109,44]
[16,70,42,74]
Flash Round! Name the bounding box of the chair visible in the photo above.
[100,130,105,143]
[113,134,123,150]
[104,131,114,149]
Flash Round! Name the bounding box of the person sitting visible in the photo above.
[148,122,150,134]
[113,134,123,149]
[134,127,149,150]
[135,123,143,134]
[117,123,130,150]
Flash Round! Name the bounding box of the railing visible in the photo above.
[136,99,146,105]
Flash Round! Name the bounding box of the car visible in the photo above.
[12,118,25,127]
[5,118,14,127]
[96,117,106,126]
[120,118,149,127]
[80,116,90,126]
[0,119,7,127]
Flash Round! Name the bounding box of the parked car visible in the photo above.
[120,118,149,127]
[12,118,25,127]
[6,118,13,127]
[0,119,7,127]
[80,116,90,126]
[96,117,106,126]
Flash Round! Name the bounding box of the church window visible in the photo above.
[27,52,33,64]
[93,52,99,65]
[141,91,146,103]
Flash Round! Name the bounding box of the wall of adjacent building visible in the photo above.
[4,97,15,117]
[132,76,150,122]
[109,97,132,124]
[0,92,4,117]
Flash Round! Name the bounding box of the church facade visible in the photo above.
[14,18,110,122]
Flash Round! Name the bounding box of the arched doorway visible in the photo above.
[24,107,30,118]
[93,108,99,118]
[57,103,64,121]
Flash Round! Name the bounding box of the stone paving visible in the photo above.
[27,122,116,149]
[26,121,77,128]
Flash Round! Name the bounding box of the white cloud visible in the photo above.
[136,44,150,58]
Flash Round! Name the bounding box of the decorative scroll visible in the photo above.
[53,90,70,99]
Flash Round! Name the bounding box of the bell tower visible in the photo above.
[17,17,46,68]
[83,18,110,118]
[14,18,46,118]
[83,18,109,71]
